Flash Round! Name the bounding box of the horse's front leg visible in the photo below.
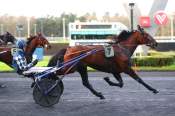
[104,73,123,88]
[77,64,105,99]
[125,68,159,94]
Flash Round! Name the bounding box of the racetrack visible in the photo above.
[0,72,175,116]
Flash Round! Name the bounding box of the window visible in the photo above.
[81,25,112,29]
[76,25,79,29]
[71,34,113,40]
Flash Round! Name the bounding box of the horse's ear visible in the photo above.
[5,31,8,35]
[137,25,144,33]
[29,34,33,37]
[37,32,42,37]
[137,25,141,31]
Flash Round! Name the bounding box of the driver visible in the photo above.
[12,39,38,75]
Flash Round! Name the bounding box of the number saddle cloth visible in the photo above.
[103,45,115,58]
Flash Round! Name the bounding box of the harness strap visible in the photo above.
[118,44,132,57]
[65,47,104,57]
[34,49,102,80]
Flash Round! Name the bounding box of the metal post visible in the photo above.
[16,24,23,37]
[62,17,66,40]
[18,30,21,37]
[41,18,44,34]
[0,24,3,35]
[129,3,135,31]
[34,24,37,35]
[27,17,30,37]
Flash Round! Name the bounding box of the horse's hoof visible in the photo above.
[97,92,105,99]
[0,84,6,88]
[100,96,105,99]
[104,77,110,82]
[153,90,159,94]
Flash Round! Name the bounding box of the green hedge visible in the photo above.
[132,56,175,67]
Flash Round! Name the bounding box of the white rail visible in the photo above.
[154,36,175,43]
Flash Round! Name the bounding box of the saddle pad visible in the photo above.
[11,48,18,56]
[103,45,114,58]
[11,48,23,56]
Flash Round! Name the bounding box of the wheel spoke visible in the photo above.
[33,78,63,107]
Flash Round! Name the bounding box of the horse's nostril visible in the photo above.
[47,45,51,49]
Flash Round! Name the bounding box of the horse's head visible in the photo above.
[136,25,158,48]
[27,33,51,49]
[25,33,51,63]
[3,32,16,44]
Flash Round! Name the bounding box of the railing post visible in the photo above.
[129,3,135,31]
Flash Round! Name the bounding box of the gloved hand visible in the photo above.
[33,59,38,66]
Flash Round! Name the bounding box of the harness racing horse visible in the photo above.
[48,25,158,99]
[0,32,16,45]
[0,33,51,87]
[25,33,51,63]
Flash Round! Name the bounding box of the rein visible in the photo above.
[118,44,138,47]
[65,47,104,57]
[64,44,139,57]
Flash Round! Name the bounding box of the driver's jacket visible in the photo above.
[12,48,35,74]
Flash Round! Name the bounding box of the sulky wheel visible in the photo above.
[33,78,63,107]
[59,79,64,94]
[49,74,64,95]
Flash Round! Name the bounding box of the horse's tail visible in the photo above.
[47,48,67,67]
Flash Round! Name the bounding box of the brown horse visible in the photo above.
[48,25,158,99]
[0,33,51,70]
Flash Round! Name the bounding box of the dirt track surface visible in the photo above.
[0,71,175,116]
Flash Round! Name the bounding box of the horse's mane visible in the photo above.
[109,30,134,44]
[117,30,133,40]
[27,36,36,45]
[26,32,45,45]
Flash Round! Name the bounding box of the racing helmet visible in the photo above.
[16,39,26,50]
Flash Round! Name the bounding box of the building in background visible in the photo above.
[68,22,128,46]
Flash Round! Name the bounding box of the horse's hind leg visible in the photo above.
[104,73,123,88]
[125,68,159,94]
[77,63,105,99]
